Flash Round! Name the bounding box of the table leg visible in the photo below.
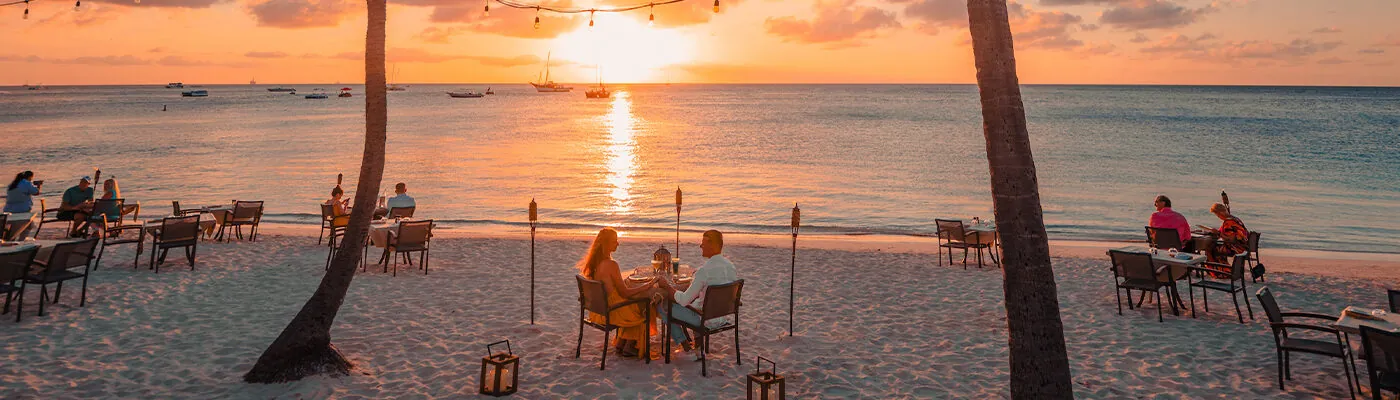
[664,299,672,364]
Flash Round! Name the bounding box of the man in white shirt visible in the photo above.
[659,230,738,352]
[379,182,415,218]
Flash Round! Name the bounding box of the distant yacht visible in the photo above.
[305,89,328,99]
[485,87,494,95]
[530,52,572,93]
[250,78,257,85]
[267,87,296,92]
[447,90,485,98]
[166,82,184,89]
[181,89,208,97]
[388,64,407,91]
[585,68,610,99]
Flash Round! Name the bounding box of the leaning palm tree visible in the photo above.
[243,0,389,383]
[965,0,1073,398]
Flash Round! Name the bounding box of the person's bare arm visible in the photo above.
[599,260,654,299]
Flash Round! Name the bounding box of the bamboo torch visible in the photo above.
[529,198,538,325]
[789,203,800,336]
[675,187,682,259]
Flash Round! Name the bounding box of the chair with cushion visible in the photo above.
[217,201,264,242]
[1109,250,1171,322]
[665,279,745,377]
[936,219,993,269]
[382,220,432,276]
[1186,255,1254,323]
[1360,326,1400,400]
[94,214,146,270]
[574,275,651,371]
[25,237,99,317]
[1145,226,1186,252]
[1,245,38,322]
[1255,287,1358,398]
[150,215,200,273]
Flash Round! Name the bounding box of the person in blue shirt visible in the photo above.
[58,176,96,237]
[5,171,40,213]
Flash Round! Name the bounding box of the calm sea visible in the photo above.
[2,84,1397,254]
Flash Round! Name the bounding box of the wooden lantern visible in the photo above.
[747,356,785,400]
[479,340,519,397]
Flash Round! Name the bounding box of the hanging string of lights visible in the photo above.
[487,0,718,29]
[2,0,118,20]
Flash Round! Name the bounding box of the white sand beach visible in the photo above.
[1,228,1396,398]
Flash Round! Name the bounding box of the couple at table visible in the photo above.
[325,182,416,226]
[1149,195,1251,266]
[577,228,737,359]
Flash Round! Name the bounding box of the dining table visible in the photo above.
[1332,306,1400,379]
[142,215,219,239]
[0,238,84,273]
[623,265,695,363]
[1109,245,1208,315]
[2,211,38,241]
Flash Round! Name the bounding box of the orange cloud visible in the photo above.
[247,0,359,28]
[764,0,900,48]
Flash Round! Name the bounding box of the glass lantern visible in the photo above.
[653,246,672,274]
[747,356,786,400]
[479,340,519,397]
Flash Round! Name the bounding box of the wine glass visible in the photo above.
[1167,248,1178,258]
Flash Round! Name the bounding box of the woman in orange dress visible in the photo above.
[578,228,658,358]
[1201,203,1250,265]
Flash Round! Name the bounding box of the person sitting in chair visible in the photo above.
[657,230,738,355]
[377,182,415,219]
[57,176,95,237]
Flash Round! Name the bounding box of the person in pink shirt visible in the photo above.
[1148,195,1192,250]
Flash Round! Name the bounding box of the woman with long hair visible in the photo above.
[98,178,140,222]
[578,228,658,358]
[5,171,40,213]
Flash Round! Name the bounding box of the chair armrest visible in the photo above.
[31,259,48,267]
[1202,262,1230,269]
[1281,311,1338,321]
[609,297,650,312]
[1270,322,1339,335]
[1185,265,1221,275]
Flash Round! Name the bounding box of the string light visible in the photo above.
[73,0,79,11]
[712,0,718,13]
[483,0,488,16]
[494,0,702,30]
[532,7,539,29]
[22,1,28,19]
[587,10,593,30]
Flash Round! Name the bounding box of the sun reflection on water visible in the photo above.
[603,91,636,214]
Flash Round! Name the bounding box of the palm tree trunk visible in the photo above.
[965,0,1073,398]
[243,0,388,383]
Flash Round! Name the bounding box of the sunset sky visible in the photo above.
[2,0,1398,85]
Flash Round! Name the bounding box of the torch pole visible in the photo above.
[790,203,800,336]
[529,199,538,325]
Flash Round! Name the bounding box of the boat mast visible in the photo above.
[544,52,552,83]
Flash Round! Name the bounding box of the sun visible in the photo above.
[551,13,695,83]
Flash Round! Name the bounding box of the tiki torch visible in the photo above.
[1221,190,1230,211]
[675,187,682,259]
[529,198,538,325]
[789,203,800,336]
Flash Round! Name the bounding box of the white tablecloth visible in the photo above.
[3,212,38,241]
[1110,246,1207,281]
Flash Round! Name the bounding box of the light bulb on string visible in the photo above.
[75,0,81,11]
[712,0,718,13]
[23,5,29,19]
[588,10,594,30]
[648,5,654,27]
[483,1,488,17]
[533,11,540,30]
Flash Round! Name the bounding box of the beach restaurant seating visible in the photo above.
[1109,250,1171,322]
[0,213,7,241]
[0,245,38,322]
[318,203,341,245]
[87,198,125,230]
[25,237,99,318]
[1186,255,1254,323]
[1246,232,1265,282]
[575,275,651,371]
[150,215,200,273]
[1359,326,1400,399]
[387,206,415,219]
[1145,226,1185,252]
[1255,287,1358,398]
[94,214,146,270]
[217,201,264,242]
[383,219,432,276]
[668,279,745,377]
[34,199,68,239]
[323,213,347,271]
[936,219,992,269]
[171,201,204,217]
[1390,289,1399,313]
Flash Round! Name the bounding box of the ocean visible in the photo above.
[2,84,1397,254]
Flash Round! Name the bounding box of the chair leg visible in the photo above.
[318,225,325,245]
[80,272,89,307]
[1341,351,1356,399]
[54,281,62,303]
[2,290,10,314]
[701,334,709,377]
[94,242,105,271]
[37,285,47,316]
[976,247,984,269]
[600,330,610,371]
[1276,349,1285,389]
[13,284,23,322]
[575,316,584,359]
[1155,290,1163,323]
[1242,285,1255,320]
[734,325,741,365]
[1115,285,1124,315]
[422,251,428,275]
[1203,287,1210,312]
[1231,292,1244,324]
[1188,284,1197,318]
[1285,352,1292,380]
[937,244,942,267]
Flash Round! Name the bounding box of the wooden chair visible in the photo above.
[574,275,651,370]
[1359,326,1400,400]
[1246,231,1265,282]
[1109,250,1171,322]
[382,220,432,276]
[936,219,992,269]
[0,213,7,241]
[318,203,342,245]
[0,245,38,322]
[171,201,204,217]
[666,279,745,376]
[94,214,146,270]
[1389,289,1399,313]
[387,206,415,219]
[1186,255,1253,323]
[1255,287,1358,398]
[217,201,263,242]
[25,237,99,317]
[33,199,68,239]
[1145,226,1185,251]
[150,215,200,273]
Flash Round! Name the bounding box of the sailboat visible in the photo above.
[530,52,573,92]
[585,67,610,99]
[388,64,407,91]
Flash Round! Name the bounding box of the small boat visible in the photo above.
[181,89,208,97]
[585,68,610,99]
[485,87,494,95]
[447,91,485,98]
[166,82,184,89]
[338,87,353,98]
[530,52,573,92]
[305,89,329,99]
[267,87,296,92]
[388,64,407,91]
[250,78,257,85]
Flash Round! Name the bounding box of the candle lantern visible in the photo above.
[528,199,538,325]
[653,245,671,274]
[746,356,786,400]
[479,340,519,397]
